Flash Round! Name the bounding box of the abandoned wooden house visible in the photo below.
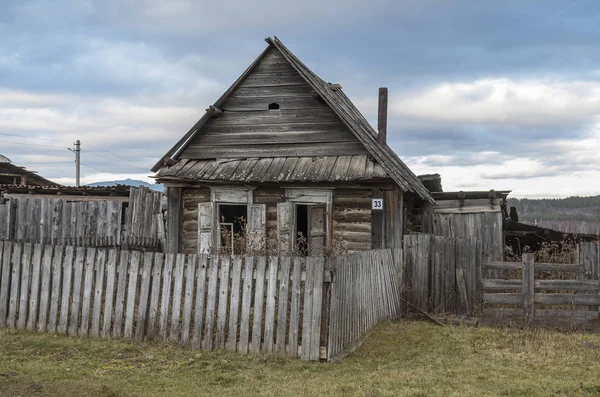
[152,37,434,255]
[0,154,60,187]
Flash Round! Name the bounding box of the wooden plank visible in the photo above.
[79,248,97,336]
[481,308,525,327]
[522,254,534,327]
[158,253,174,340]
[310,257,325,361]
[275,257,291,352]
[134,252,154,341]
[27,244,43,331]
[535,263,580,272]
[36,245,54,332]
[483,293,522,305]
[237,256,254,354]
[169,253,186,343]
[146,252,163,340]
[287,257,302,357]
[535,294,600,306]
[215,255,231,350]
[250,256,266,353]
[225,255,243,351]
[191,255,208,349]
[112,250,130,338]
[68,247,86,336]
[90,249,107,337]
[7,243,22,328]
[481,279,522,291]
[262,257,278,352]
[180,254,197,346]
[101,249,118,338]
[301,258,315,361]
[124,251,140,339]
[17,243,32,330]
[203,255,220,350]
[535,280,600,291]
[47,245,64,333]
[0,242,13,327]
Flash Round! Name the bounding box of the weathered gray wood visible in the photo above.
[481,279,522,291]
[535,293,600,306]
[158,253,174,340]
[124,251,140,339]
[275,257,291,352]
[166,187,182,253]
[36,245,55,332]
[27,244,43,331]
[90,249,107,337]
[522,253,535,327]
[225,255,243,351]
[191,255,208,349]
[79,248,96,336]
[146,252,163,340]
[483,293,522,305]
[301,259,315,361]
[46,245,64,333]
[310,257,325,361]
[237,256,254,354]
[69,247,86,336]
[287,257,302,357]
[180,254,197,346]
[134,252,153,341]
[0,241,13,327]
[215,255,231,349]
[535,280,600,291]
[203,255,220,350]
[7,243,22,328]
[250,256,266,353]
[262,257,278,352]
[101,249,118,337]
[112,250,130,338]
[15,243,32,330]
[169,253,186,343]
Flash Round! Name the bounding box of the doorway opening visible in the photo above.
[295,204,309,256]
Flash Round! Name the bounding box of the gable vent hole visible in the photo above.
[268,103,280,110]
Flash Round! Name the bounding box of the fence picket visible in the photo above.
[263,257,278,353]
[8,243,22,328]
[169,253,186,343]
[275,257,290,352]
[216,256,231,350]
[237,256,254,354]
[90,250,107,337]
[124,251,140,339]
[79,248,97,336]
[17,243,33,330]
[203,256,220,351]
[287,257,302,357]
[250,257,266,353]
[47,245,64,333]
[158,253,174,340]
[27,244,43,331]
[101,249,118,337]
[146,253,163,339]
[180,254,197,346]
[112,250,129,338]
[225,256,243,351]
[191,255,208,349]
[69,247,86,336]
[135,252,154,341]
[0,242,13,327]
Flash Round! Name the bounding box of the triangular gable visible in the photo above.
[152,37,433,203]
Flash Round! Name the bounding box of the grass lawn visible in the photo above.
[2,321,600,396]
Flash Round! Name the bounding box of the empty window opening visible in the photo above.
[268,102,280,110]
[295,204,309,256]
[218,204,248,255]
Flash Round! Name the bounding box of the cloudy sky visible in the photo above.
[2,0,599,198]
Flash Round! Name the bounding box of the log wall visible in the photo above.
[332,189,371,252]
[181,187,210,253]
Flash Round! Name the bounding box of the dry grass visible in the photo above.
[2,321,600,396]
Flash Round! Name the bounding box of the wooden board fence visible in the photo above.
[327,249,401,360]
[482,242,600,329]
[0,187,163,249]
[0,241,327,361]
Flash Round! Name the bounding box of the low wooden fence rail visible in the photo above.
[482,242,600,329]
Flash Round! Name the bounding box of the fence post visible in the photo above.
[522,253,535,327]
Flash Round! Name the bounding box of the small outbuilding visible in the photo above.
[153,37,433,255]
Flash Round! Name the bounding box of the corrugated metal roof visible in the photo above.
[156,155,389,183]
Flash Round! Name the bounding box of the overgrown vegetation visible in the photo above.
[3,322,600,396]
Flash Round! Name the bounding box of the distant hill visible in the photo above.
[508,196,600,235]
[87,178,164,192]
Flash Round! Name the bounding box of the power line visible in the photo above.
[81,163,110,173]
[0,139,67,149]
[84,148,150,169]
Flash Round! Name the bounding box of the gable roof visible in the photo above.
[153,37,433,203]
[0,154,61,187]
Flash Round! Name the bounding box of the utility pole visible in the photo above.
[69,140,81,187]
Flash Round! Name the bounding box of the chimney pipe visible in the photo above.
[377,87,388,145]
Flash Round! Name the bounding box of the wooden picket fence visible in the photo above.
[481,242,600,329]
[0,187,163,250]
[327,249,402,360]
[0,241,327,360]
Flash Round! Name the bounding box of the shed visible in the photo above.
[153,37,433,255]
[0,154,61,187]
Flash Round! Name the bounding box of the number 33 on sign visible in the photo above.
[372,198,383,210]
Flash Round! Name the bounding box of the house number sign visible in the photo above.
[372,198,383,210]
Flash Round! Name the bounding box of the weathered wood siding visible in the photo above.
[179,47,367,159]
[182,187,210,253]
[333,189,371,252]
